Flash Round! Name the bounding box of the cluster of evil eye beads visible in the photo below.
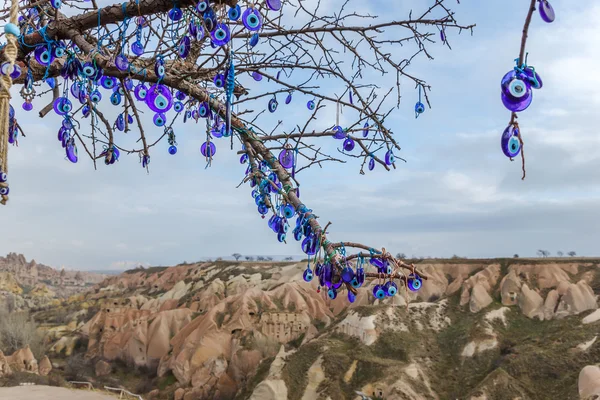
[0,105,18,197]
[499,0,554,159]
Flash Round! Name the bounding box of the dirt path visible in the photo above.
[0,385,119,399]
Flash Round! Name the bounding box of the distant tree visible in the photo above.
[537,250,550,258]
[232,253,242,261]
[513,254,519,258]
[284,257,294,261]
[216,257,223,261]
[257,256,266,261]
[396,253,406,259]
[245,256,255,261]
[568,251,577,257]
[557,251,563,257]
[74,271,83,280]
[266,256,274,261]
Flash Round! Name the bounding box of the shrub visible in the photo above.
[0,310,45,359]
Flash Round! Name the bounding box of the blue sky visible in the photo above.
[2,0,599,270]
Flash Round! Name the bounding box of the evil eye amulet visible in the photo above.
[168,145,177,155]
[539,0,555,23]
[201,141,216,157]
[362,122,369,137]
[50,0,61,9]
[307,100,315,110]
[115,54,129,71]
[110,91,122,105]
[250,33,259,47]
[100,76,116,89]
[384,281,398,296]
[341,266,354,283]
[146,84,173,113]
[214,74,225,88]
[278,149,294,169]
[155,59,165,79]
[131,41,144,56]
[153,113,167,126]
[34,46,54,66]
[343,138,355,152]
[348,291,356,303]
[174,102,184,112]
[196,0,208,13]
[228,4,241,20]
[0,171,7,182]
[211,24,231,46]
[385,150,395,165]
[373,285,386,299]
[178,36,191,58]
[168,7,183,21]
[303,268,313,282]
[285,93,292,104]
[282,203,295,218]
[500,70,533,112]
[327,288,337,300]
[268,98,278,113]
[134,84,148,101]
[415,102,425,114]
[368,158,375,171]
[265,0,282,11]
[242,8,263,31]
[407,274,422,292]
[501,124,521,158]
[53,97,72,116]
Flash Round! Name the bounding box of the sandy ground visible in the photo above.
[0,385,119,399]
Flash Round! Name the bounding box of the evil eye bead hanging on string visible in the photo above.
[343,138,355,152]
[134,84,148,101]
[178,36,191,58]
[146,84,173,113]
[211,23,231,46]
[384,150,395,166]
[228,4,241,20]
[214,74,225,88]
[384,281,398,297]
[53,97,72,116]
[303,266,313,282]
[252,71,263,81]
[285,93,292,104]
[249,33,259,47]
[201,141,216,157]
[307,100,315,110]
[278,148,294,169]
[50,0,61,9]
[332,126,345,140]
[110,91,122,106]
[34,46,54,66]
[500,68,533,112]
[501,124,521,158]
[265,0,282,11]
[538,0,555,23]
[168,6,183,21]
[268,97,278,113]
[242,8,263,31]
[153,113,167,127]
[155,58,165,79]
[415,86,425,118]
[407,274,423,292]
[115,54,129,72]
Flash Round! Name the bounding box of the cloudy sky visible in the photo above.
[2,0,599,270]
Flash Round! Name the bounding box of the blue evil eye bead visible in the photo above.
[228,4,241,20]
[362,122,369,138]
[368,158,375,170]
[155,59,165,79]
[327,288,337,300]
[523,67,543,89]
[168,7,183,21]
[46,77,56,89]
[174,102,184,112]
[142,154,150,168]
[90,90,102,103]
[349,91,353,105]
[249,33,259,47]
[127,114,134,124]
[196,0,208,13]
[501,70,533,112]
[178,36,191,58]
[211,24,231,46]
[204,17,215,34]
[153,113,166,126]
[341,266,354,283]
[258,204,269,215]
[168,145,177,155]
[332,125,345,139]
[415,101,425,116]
[134,84,148,101]
[265,0,282,11]
[50,0,61,9]
[10,63,21,80]
[268,98,278,113]
[350,277,361,289]
[201,141,216,157]
[242,8,263,31]
[82,105,90,117]
[277,232,286,242]
[240,154,248,164]
[0,171,7,182]
[307,100,315,110]
[110,91,122,105]
[278,149,294,169]
[501,124,521,158]
[282,203,295,218]
[440,29,446,43]
[343,138,355,152]
[347,291,356,303]
[34,46,54,66]
[53,97,72,116]
[285,93,292,104]
[0,186,9,196]
[407,274,422,292]
[303,268,313,282]
[189,21,198,39]
[385,150,395,165]
[115,54,129,71]
[66,139,78,163]
[293,227,302,241]
[539,0,555,23]
[146,84,173,113]
[372,285,386,299]
[251,71,263,82]
[384,281,398,297]
[123,78,133,91]
[213,73,225,88]
[0,62,17,78]
[116,114,125,131]
[100,76,116,89]
[131,41,144,56]
[22,101,32,111]
[176,91,186,100]
[82,62,96,77]
[198,102,209,117]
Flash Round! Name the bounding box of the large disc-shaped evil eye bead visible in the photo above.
[66,140,78,163]
[523,67,543,89]
[249,33,259,47]
[343,138,355,152]
[176,91,186,101]
[228,4,241,20]
[82,62,96,77]
[282,203,295,218]
[174,102,184,113]
[146,84,173,113]
[341,266,354,283]
[211,23,231,46]
[242,8,263,31]
[293,227,302,241]
[154,59,165,79]
[278,149,294,169]
[268,98,278,113]
[53,97,72,116]
[385,150,395,165]
[258,204,269,215]
[384,281,398,297]
[501,70,533,112]
[407,274,422,292]
[213,73,225,88]
[100,76,116,89]
[168,145,177,155]
[307,100,316,110]
[501,90,533,113]
[539,0,555,23]
[198,102,209,117]
[196,0,208,13]
[285,93,292,104]
[50,0,61,9]
[90,90,102,103]
[115,54,129,71]
[131,41,144,56]
[34,46,54,66]
[303,268,313,282]
[201,141,216,157]
[373,285,386,299]
[415,101,425,115]
[327,288,337,300]
[265,0,282,11]
[153,112,166,127]
[134,84,148,101]
[178,36,191,58]
[110,91,122,105]
[501,124,521,158]
[332,126,345,139]
[350,277,361,289]
[168,7,183,21]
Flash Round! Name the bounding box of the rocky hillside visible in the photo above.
[6,258,599,399]
[0,253,106,311]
